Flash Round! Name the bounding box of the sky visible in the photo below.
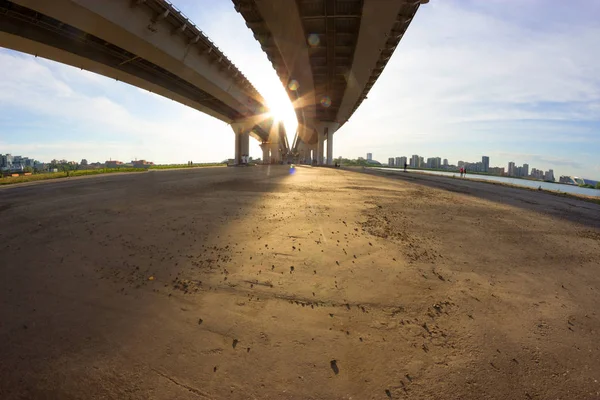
[0,0,598,179]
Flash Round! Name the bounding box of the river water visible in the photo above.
[374,167,600,198]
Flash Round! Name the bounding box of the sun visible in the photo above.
[261,82,298,143]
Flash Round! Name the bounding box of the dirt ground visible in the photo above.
[1,166,599,400]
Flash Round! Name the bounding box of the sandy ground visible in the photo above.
[1,166,599,400]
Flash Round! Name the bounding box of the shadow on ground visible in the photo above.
[0,166,294,399]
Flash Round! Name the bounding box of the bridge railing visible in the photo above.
[152,0,266,109]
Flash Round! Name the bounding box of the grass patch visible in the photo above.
[0,164,228,186]
[0,168,145,186]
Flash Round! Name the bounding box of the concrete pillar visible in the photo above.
[315,122,339,166]
[232,125,250,165]
[234,129,242,165]
[317,129,325,165]
[296,140,309,164]
[260,143,270,164]
[270,143,281,164]
[302,147,310,164]
[326,128,333,166]
[242,131,249,161]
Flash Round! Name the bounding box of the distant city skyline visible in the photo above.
[376,152,559,181]
[0,152,159,172]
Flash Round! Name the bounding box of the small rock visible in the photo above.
[330,360,339,375]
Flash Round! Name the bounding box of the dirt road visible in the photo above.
[1,166,599,399]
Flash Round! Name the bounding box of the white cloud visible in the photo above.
[0,51,238,163]
[335,0,600,178]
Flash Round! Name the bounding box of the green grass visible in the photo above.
[149,163,226,170]
[0,168,145,186]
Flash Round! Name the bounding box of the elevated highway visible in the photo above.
[0,0,287,164]
[233,0,426,164]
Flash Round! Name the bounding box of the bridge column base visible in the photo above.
[270,143,282,164]
[326,130,334,166]
[260,143,270,164]
[233,127,250,165]
[317,129,325,165]
[315,123,339,165]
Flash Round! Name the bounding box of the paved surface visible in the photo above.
[1,166,599,399]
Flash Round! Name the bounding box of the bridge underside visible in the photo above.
[0,0,278,144]
[235,0,423,149]
[0,1,247,121]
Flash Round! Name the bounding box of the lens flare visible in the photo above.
[307,34,320,47]
[320,95,332,108]
[288,79,299,91]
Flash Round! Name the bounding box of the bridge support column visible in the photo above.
[315,123,339,166]
[317,129,325,165]
[296,140,309,164]
[233,126,250,165]
[326,129,334,166]
[304,146,313,165]
[260,143,270,164]
[270,143,282,164]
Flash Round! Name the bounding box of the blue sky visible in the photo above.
[0,0,598,178]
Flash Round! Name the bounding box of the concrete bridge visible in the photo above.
[0,0,288,164]
[233,0,427,165]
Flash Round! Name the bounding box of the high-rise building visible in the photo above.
[482,156,489,173]
[418,156,424,168]
[523,163,529,177]
[516,166,523,177]
[544,169,555,182]
[399,156,407,168]
[531,168,545,180]
[443,159,448,167]
[366,153,373,161]
[410,155,419,168]
[508,162,515,176]
[388,158,395,167]
[395,157,402,167]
